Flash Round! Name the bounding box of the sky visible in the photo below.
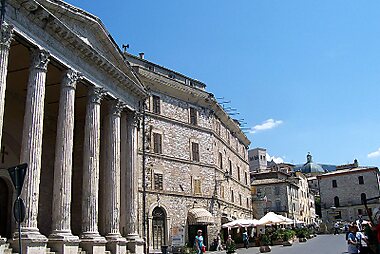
[65,0,380,167]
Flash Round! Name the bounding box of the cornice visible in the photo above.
[12,0,147,100]
[136,67,250,146]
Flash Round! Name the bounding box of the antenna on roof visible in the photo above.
[122,44,129,53]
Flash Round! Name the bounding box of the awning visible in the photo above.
[188,208,214,225]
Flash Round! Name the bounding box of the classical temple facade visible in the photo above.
[0,0,146,253]
[125,53,252,252]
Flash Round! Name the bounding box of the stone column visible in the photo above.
[48,70,80,254]
[0,22,13,245]
[125,112,144,254]
[120,112,127,236]
[17,48,50,252]
[104,100,126,254]
[80,86,107,253]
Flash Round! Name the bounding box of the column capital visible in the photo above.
[0,23,14,48]
[128,111,140,129]
[88,86,106,104]
[110,99,127,117]
[62,69,81,90]
[30,48,50,71]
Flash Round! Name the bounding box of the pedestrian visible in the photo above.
[242,230,249,249]
[334,221,340,235]
[225,235,235,252]
[345,223,350,240]
[194,230,204,254]
[357,226,371,254]
[348,225,359,254]
[216,232,223,251]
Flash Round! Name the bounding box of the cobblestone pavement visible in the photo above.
[209,234,348,254]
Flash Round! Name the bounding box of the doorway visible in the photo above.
[188,225,208,249]
[152,207,166,250]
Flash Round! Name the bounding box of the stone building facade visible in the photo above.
[0,1,146,253]
[251,170,316,224]
[125,54,251,252]
[318,167,380,224]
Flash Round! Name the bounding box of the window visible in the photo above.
[154,173,163,190]
[358,209,363,215]
[152,95,161,114]
[231,190,234,202]
[245,172,248,185]
[216,122,221,135]
[334,196,340,207]
[237,166,241,181]
[229,160,232,175]
[332,180,337,188]
[194,179,201,194]
[246,197,250,208]
[153,133,162,154]
[358,176,364,185]
[361,193,367,204]
[191,142,199,162]
[274,186,280,196]
[189,107,197,125]
[275,200,281,211]
[239,194,242,206]
[219,152,223,169]
[220,185,225,199]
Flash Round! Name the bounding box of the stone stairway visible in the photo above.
[0,244,114,254]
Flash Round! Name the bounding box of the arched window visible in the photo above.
[152,207,166,250]
[334,196,340,207]
[361,193,367,204]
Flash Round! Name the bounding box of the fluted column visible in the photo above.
[105,100,126,253]
[0,22,13,244]
[48,70,80,253]
[19,48,50,242]
[125,112,139,239]
[80,87,106,252]
[0,23,13,149]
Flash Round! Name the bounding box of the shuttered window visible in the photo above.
[154,173,163,190]
[153,133,162,154]
[194,179,201,194]
[153,95,161,114]
[191,142,199,162]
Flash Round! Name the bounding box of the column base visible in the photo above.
[126,235,144,254]
[80,232,107,254]
[106,234,127,254]
[48,231,80,254]
[11,228,48,254]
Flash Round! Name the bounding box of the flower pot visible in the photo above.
[282,240,293,246]
[299,237,307,242]
[259,246,271,253]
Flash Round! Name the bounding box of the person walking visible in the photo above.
[195,230,204,254]
[347,225,359,254]
[334,221,340,235]
[242,230,249,249]
[356,227,372,254]
[216,232,223,251]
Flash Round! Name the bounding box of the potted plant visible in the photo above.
[282,230,295,246]
[296,228,307,242]
[259,234,271,253]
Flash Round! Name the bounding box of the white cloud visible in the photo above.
[266,153,284,163]
[248,119,283,134]
[368,148,380,158]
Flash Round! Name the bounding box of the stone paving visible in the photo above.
[209,234,348,254]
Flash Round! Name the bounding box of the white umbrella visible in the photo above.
[222,218,260,228]
[257,212,287,225]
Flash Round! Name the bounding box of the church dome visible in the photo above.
[300,153,325,174]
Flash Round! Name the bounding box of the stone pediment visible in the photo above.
[35,0,122,65]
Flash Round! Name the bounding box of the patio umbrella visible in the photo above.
[222,218,260,228]
[257,212,287,225]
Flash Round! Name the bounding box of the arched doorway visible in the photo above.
[152,207,166,250]
[0,177,11,238]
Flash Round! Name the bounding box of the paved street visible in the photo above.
[212,234,348,254]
